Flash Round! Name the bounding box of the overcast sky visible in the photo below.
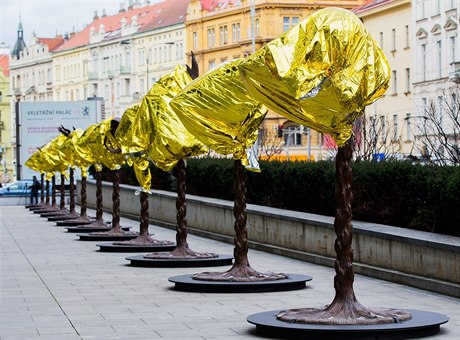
[0,0,160,50]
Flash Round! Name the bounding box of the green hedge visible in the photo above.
[90,159,460,237]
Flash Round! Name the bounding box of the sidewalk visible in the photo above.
[1,205,459,340]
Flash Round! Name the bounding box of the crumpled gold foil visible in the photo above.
[122,65,207,191]
[39,134,69,179]
[75,119,124,170]
[170,59,268,171]
[238,7,390,146]
[25,149,43,174]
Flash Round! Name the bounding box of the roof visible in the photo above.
[200,0,241,12]
[55,0,177,52]
[353,0,393,13]
[139,0,188,33]
[38,37,65,52]
[0,55,9,77]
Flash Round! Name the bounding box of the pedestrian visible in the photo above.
[30,175,40,205]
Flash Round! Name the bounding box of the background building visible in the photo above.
[412,0,459,164]
[0,53,13,183]
[354,0,414,161]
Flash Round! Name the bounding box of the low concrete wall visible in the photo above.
[80,180,460,297]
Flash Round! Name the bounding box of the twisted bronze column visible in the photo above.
[59,174,66,211]
[45,179,50,206]
[39,174,45,204]
[79,175,88,219]
[277,139,411,324]
[193,159,286,281]
[51,175,57,209]
[95,171,103,222]
[69,168,75,214]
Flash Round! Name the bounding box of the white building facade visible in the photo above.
[413,0,459,162]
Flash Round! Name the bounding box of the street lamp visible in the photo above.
[14,93,21,180]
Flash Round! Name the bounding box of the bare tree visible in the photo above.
[324,115,402,161]
[412,87,460,165]
[257,128,283,161]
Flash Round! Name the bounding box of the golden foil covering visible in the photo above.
[25,149,43,173]
[238,7,390,146]
[39,135,69,179]
[170,59,268,170]
[75,119,124,170]
[123,65,207,191]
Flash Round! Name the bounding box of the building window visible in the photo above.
[379,32,384,48]
[207,28,216,48]
[209,60,215,70]
[406,113,412,141]
[421,43,426,81]
[416,0,426,20]
[450,36,456,64]
[404,25,409,48]
[380,116,386,142]
[392,114,398,141]
[232,23,240,42]
[391,28,396,51]
[255,18,259,36]
[193,31,198,49]
[219,26,228,45]
[283,17,299,32]
[392,70,397,94]
[434,0,440,15]
[405,68,411,93]
[283,125,302,146]
[436,40,442,78]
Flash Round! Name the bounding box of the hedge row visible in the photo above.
[90,159,460,237]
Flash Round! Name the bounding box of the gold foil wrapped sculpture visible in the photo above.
[75,119,124,171]
[39,134,69,180]
[238,7,390,146]
[170,59,268,171]
[25,148,45,174]
[121,65,206,191]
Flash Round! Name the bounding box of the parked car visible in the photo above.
[0,180,51,196]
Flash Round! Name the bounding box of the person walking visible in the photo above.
[30,176,40,205]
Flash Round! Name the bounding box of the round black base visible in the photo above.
[29,205,47,211]
[66,226,130,233]
[48,214,79,221]
[247,309,449,340]
[33,208,58,214]
[97,242,176,253]
[127,254,234,267]
[78,233,138,241]
[168,274,311,293]
[56,219,93,226]
[40,211,68,218]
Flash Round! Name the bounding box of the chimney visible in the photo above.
[64,32,69,41]
[102,9,107,18]
[93,10,99,20]
[128,0,133,10]
[119,2,126,12]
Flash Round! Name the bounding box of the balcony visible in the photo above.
[119,66,131,74]
[449,61,460,83]
[88,72,99,80]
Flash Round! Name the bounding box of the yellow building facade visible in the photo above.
[185,0,365,161]
[0,57,13,183]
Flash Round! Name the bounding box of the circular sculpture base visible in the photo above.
[168,274,311,293]
[247,309,449,340]
[127,254,234,267]
[48,213,79,222]
[78,232,138,241]
[34,208,59,214]
[40,211,68,218]
[97,242,176,253]
[66,226,130,233]
[56,219,93,226]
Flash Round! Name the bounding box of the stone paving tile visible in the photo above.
[1,205,459,340]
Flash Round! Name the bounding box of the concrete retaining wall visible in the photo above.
[80,180,460,297]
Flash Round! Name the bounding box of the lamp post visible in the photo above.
[14,93,21,180]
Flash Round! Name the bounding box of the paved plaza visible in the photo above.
[1,205,459,339]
